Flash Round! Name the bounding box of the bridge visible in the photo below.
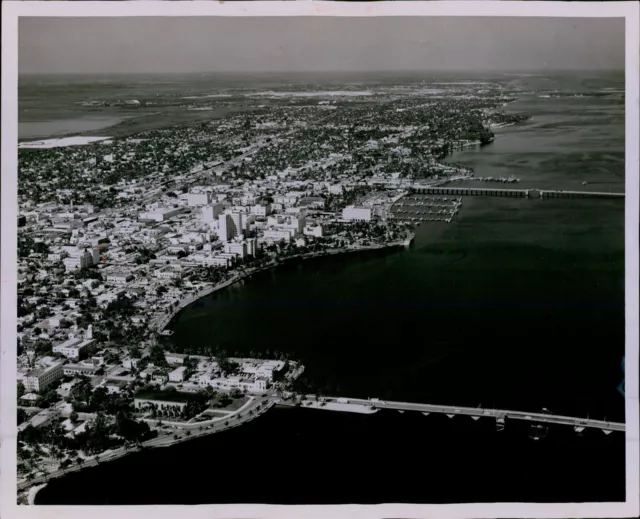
[290,396,625,433]
[538,189,625,199]
[410,186,624,199]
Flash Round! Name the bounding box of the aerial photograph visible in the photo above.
[13,15,626,506]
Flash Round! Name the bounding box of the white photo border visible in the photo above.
[1,2,639,518]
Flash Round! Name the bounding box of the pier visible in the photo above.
[412,186,529,197]
[410,186,624,199]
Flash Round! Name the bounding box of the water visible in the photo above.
[37,408,625,505]
[33,72,626,504]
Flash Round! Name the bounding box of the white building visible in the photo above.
[184,192,211,207]
[246,238,258,257]
[63,364,101,376]
[303,224,324,238]
[202,375,268,394]
[241,360,286,381]
[200,255,231,268]
[251,204,272,217]
[165,353,187,365]
[202,203,224,222]
[218,211,246,242]
[230,212,245,238]
[24,362,64,393]
[168,366,187,383]
[63,247,98,271]
[342,206,373,222]
[155,265,185,280]
[138,207,183,222]
[263,229,295,242]
[288,216,306,234]
[105,270,134,284]
[218,214,234,243]
[224,241,247,259]
[53,337,94,359]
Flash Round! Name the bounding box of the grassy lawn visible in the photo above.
[225,396,249,411]
[201,410,229,417]
[209,394,249,411]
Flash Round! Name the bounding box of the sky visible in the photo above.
[19,17,625,75]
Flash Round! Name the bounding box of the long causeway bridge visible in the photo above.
[295,396,625,434]
[411,186,624,199]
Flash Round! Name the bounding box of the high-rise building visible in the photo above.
[230,212,245,239]
[202,203,224,222]
[246,238,258,257]
[90,247,101,264]
[218,214,234,243]
[290,215,306,234]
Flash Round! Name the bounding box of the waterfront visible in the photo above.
[37,407,625,504]
[165,74,624,424]
[25,72,626,505]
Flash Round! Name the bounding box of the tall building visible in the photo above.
[63,248,95,271]
[230,212,245,239]
[218,214,234,243]
[290,215,306,234]
[202,203,224,222]
[246,238,258,257]
[90,247,101,264]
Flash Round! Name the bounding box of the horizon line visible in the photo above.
[18,68,625,76]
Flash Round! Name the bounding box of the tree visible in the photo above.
[149,344,168,367]
[17,381,25,400]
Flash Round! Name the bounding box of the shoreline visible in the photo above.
[154,237,413,333]
[18,397,277,496]
[25,483,47,505]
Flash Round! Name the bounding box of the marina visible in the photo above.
[390,195,463,224]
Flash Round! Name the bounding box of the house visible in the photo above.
[122,356,142,370]
[165,352,187,365]
[152,371,169,385]
[105,380,128,394]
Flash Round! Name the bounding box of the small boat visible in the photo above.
[529,424,548,441]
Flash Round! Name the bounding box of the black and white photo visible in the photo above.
[1,2,638,518]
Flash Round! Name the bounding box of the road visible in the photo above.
[17,384,621,492]
[17,393,275,491]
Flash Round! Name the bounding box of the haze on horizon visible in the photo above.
[19,17,624,75]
